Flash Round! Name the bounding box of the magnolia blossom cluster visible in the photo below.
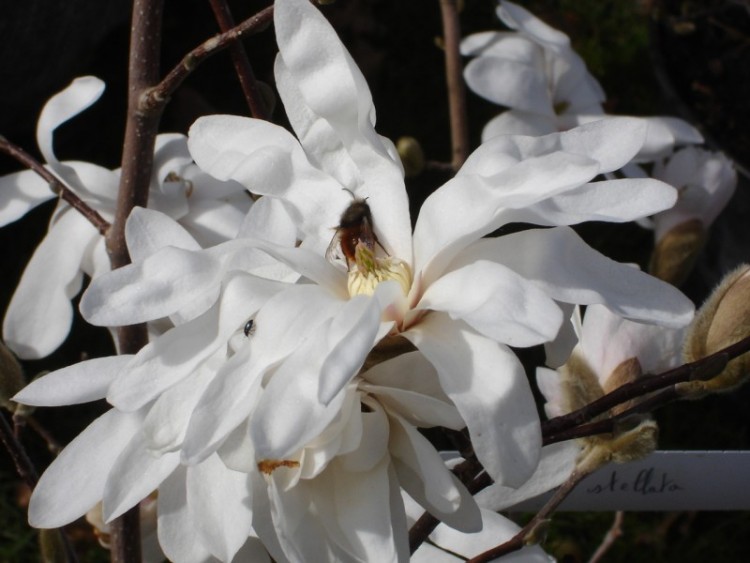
[4,0,734,561]
[0,77,251,360]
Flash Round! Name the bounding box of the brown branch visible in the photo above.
[208,0,270,119]
[467,468,592,563]
[438,0,470,172]
[588,511,625,563]
[107,0,166,560]
[0,136,110,235]
[0,410,38,488]
[144,5,274,109]
[540,335,750,440]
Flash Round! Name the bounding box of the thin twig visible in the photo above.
[0,411,38,488]
[144,5,274,109]
[588,511,625,563]
[467,468,592,563]
[0,136,110,235]
[438,0,470,172]
[208,0,270,119]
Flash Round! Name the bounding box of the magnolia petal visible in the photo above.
[318,293,385,404]
[265,474,339,561]
[580,304,684,379]
[176,197,249,249]
[336,403,390,473]
[405,313,541,487]
[157,466,215,563]
[362,383,464,430]
[102,432,180,522]
[274,0,374,140]
[481,109,557,140]
[152,133,192,185]
[499,1,570,47]
[186,454,254,562]
[416,260,563,347]
[414,150,600,284]
[81,244,223,325]
[108,273,282,411]
[0,170,56,226]
[273,0,413,266]
[274,55,360,191]
[3,209,97,359]
[390,415,480,532]
[181,346,261,464]
[251,323,349,460]
[13,355,131,406]
[456,227,695,328]
[318,459,401,562]
[126,207,201,262]
[141,358,219,453]
[475,441,579,511]
[421,506,552,562]
[464,56,553,115]
[28,409,141,528]
[36,76,105,165]
[510,178,678,226]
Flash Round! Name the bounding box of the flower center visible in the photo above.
[346,243,412,297]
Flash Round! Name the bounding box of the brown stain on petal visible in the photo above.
[257,459,300,475]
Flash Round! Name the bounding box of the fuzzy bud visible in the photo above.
[683,264,750,395]
[649,218,706,286]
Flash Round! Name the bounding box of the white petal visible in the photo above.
[0,170,56,226]
[81,244,222,325]
[464,56,553,115]
[13,355,131,406]
[251,320,349,460]
[37,76,105,164]
[423,507,552,562]
[457,227,695,328]
[475,440,579,511]
[157,466,215,563]
[273,0,413,266]
[405,313,541,487]
[107,272,283,411]
[3,209,97,359]
[316,459,402,562]
[103,432,180,522]
[414,150,600,285]
[510,178,678,226]
[416,260,563,347]
[390,415,481,532]
[186,454,254,562]
[126,206,201,262]
[28,409,141,528]
[581,304,684,379]
[480,110,557,140]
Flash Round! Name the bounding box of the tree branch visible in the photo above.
[208,0,270,119]
[144,5,274,109]
[0,136,110,235]
[107,0,166,560]
[438,0,470,172]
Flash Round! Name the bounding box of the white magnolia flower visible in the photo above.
[15,0,695,560]
[461,1,703,160]
[650,146,736,242]
[538,304,686,420]
[0,76,252,360]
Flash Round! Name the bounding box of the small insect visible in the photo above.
[325,190,384,270]
[243,319,255,337]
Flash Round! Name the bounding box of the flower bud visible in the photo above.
[396,136,425,178]
[683,264,750,395]
[649,218,706,286]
